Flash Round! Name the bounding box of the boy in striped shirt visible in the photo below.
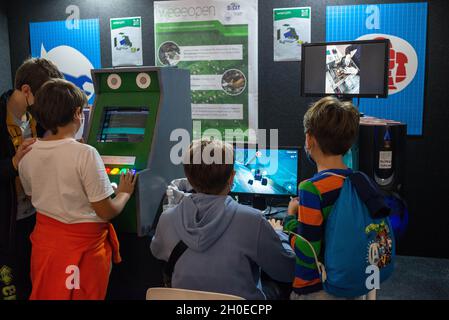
[283,96,360,299]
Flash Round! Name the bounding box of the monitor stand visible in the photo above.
[252,196,267,211]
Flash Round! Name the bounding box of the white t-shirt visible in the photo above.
[18,138,114,224]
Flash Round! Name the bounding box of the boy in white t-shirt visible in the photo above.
[19,79,136,300]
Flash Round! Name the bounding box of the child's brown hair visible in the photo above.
[34,79,87,135]
[15,58,64,94]
[304,96,360,155]
[183,139,234,195]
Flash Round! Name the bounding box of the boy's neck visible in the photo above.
[316,154,348,173]
[6,90,27,121]
[42,125,77,141]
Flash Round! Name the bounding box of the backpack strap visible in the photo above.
[287,231,327,283]
[321,171,348,180]
[163,240,188,287]
[287,172,348,283]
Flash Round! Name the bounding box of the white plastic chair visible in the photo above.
[146,287,245,300]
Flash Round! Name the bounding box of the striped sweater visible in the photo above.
[283,169,352,295]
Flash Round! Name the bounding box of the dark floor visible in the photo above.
[106,233,449,300]
[378,256,449,300]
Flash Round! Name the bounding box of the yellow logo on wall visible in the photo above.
[0,265,14,286]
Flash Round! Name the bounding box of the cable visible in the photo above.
[264,209,288,217]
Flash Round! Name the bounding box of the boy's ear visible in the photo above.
[305,133,312,149]
[20,84,32,95]
[228,170,236,186]
[74,107,82,119]
[20,84,34,103]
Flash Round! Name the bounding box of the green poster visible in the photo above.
[154,0,258,142]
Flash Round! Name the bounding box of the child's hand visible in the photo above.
[288,197,299,216]
[116,170,137,195]
[12,138,36,169]
[268,219,283,232]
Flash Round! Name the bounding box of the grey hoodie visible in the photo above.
[150,193,296,300]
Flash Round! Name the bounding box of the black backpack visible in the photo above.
[162,241,188,288]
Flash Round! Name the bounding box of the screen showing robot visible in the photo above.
[231,148,299,196]
[302,40,389,97]
[97,107,149,143]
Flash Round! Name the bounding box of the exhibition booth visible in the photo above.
[0,0,448,304]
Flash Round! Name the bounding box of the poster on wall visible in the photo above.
[29,19,101,105]
[154,0,258,142]
[273,7,311,62]
[110,17,143,67]
[326,2,428,135]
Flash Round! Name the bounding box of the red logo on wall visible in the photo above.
[358,34,418,95]
[375,37,408,91]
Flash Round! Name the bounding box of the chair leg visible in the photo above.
[367,289,377,300]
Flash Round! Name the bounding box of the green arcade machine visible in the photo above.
[87,67,191,236]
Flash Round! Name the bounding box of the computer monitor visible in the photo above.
[97,107,149,143]
[231,147,299,197]
[301,39,390,98]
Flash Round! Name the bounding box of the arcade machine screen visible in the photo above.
[231,148,299,197]
[97,107,149,143]
[301,39,389,98]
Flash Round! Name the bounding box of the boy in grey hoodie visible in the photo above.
[150,140,295,300]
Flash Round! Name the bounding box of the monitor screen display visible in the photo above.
[231,148,299,196]
[97,107,149,143]
[301,39,389,98]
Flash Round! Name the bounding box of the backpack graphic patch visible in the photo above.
[366,221,393,269]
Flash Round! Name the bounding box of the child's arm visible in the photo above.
[283,197,299,233]
[150,211,180,261]
[254,218,296,283]
[81,147,135,221]
[90,171,136,221]
[289,180,324,287]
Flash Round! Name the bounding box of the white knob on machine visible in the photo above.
[107,74,122,90]
[136,73,151,89]
[111,182,118,191]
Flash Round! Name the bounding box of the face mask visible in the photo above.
[305,147,317,167]
[75,113,85,140]
[26,97,36,118]
[26,103,35,113]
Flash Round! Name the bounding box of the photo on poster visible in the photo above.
[157,41,181,66]
[221,69,247,96]
[325,44,361,95]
